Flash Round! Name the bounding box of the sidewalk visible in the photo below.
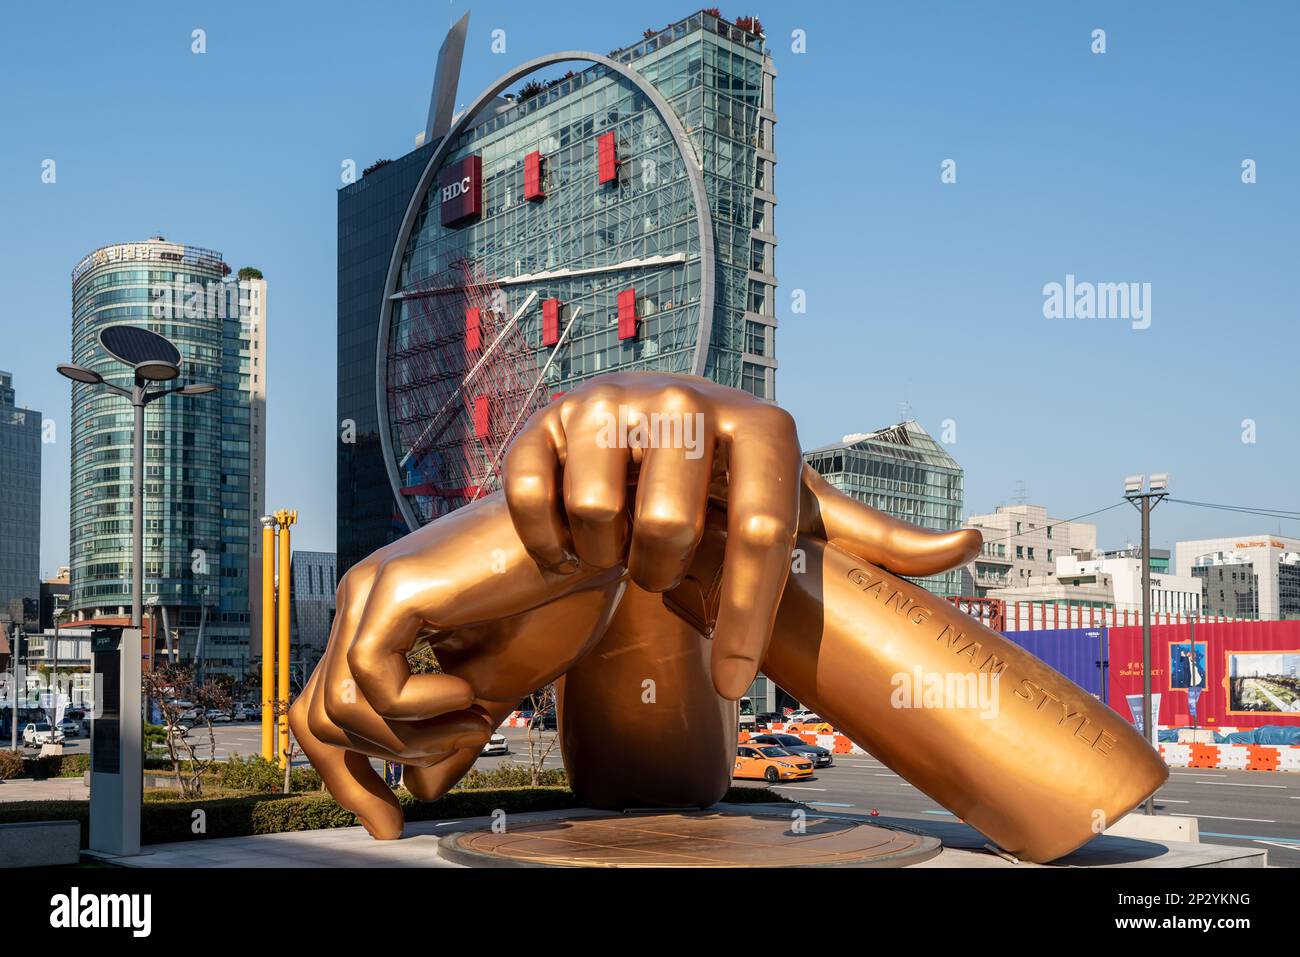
[0,777,89,802]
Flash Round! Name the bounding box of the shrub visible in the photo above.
[0,749,25,780]
[22,753,90,780]
[455,761,567,790]
[217,755,321,793]
[144,723,168,747]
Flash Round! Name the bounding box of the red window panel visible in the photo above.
[542,298,561,346]
[524,150,544,200]
[472,395,490,438]
[617,287,637,340]
[597,131,618,184]
[465,307,481,351]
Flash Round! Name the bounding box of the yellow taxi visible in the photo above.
[733,743,815,782]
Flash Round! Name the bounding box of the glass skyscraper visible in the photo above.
[338,144,437,576]
[339,10,776,572]
[804,422,967,597]
[68,238,267,679]
[0,371,41,631]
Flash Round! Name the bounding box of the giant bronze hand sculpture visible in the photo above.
[291,373,1167,862]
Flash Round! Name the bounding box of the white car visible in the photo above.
[22,722,65,747]
[57,718,83,739]
[205,709,232,723]
[481,733,509,756]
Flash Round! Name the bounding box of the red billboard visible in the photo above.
[524,150,544,200]
[597,132,618,184]
[439,154,482,227]
[1109,620,1300,729]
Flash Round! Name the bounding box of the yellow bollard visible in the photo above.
[275,509,297,769]
[260,517,276,761]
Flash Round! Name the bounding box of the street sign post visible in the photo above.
[89,625,142,857]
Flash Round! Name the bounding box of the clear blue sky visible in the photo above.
[2,1,1296,576]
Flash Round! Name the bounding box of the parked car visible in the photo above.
[733,744,813,782]
[205,709,232,723]
[169,723,192,737]
[527,709,557,731]
[22,722,65,748]
[56,718,84,739]
[481,733,509,756]
[748,732,833,768]
[782,712,833,733]
[231,704,255,721]
[754,712,783,728]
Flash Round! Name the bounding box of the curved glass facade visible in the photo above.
[379,13,777,530]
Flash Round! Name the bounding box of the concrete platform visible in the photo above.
[90,802,1267,868]
[439,809,941,867]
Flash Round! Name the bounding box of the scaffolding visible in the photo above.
[386,260,548,524]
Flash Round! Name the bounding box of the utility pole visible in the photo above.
[275,509,298,769]
[260,516,276,760]
[1124,472,1169,815]
[9,624,19,751]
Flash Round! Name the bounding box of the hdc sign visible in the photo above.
[439,155,482,227]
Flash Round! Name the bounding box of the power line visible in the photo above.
[1166,498,1300,523]
[974,501,1127,547]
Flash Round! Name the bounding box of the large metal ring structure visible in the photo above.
[377,50,718,532]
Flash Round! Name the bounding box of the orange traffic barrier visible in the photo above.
[1246,745,1280,772]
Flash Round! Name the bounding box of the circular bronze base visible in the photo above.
[438,809,941,868]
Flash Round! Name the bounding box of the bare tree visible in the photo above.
[268,696,298,794]
[523,684,560,786]
[141,664,230,797]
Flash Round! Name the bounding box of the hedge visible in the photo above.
[0,785,790,849]
[17,753,90,780]
[454,762,567,790]
[0,749,24,780]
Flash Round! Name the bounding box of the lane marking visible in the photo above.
[1170,813,1277,823]
[1200,831,1300,845]
[1192,780,1287,789]
[771,785,826,791]
[807,801,855,808]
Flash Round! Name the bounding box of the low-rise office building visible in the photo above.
[1176,536,1300,621]
[962,504,1096,594]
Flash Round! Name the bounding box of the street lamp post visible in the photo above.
[57,325,217,857]
[1123,472,1169,816]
